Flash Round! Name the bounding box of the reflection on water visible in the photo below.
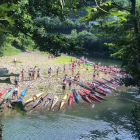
[2,87,139,140]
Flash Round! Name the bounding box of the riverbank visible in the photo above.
[0,51,119,114]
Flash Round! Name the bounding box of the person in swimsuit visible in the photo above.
[36,68,40,79]
[68,77,72,90]
[63,64,66,73]
[28,68,32,80]
[62,79,66,94]
[48,67,52,77]
[86,65,88,71]
[72,67,74,76]
[96,70,99,78]
[32,66,36,80]
[14,76,19,88]
[48,54,50,59]
[74,74,78,86]
[12,88,18,100]
[21,69,24,81]
[77,71,80,81]
[93,71,96,79]
[14,58,16,66]
[56,67,59,77]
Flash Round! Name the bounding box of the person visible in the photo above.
[68,77,72,90]
[14,76,19,87]
[83,60,85,67]
[74,74,78,86]
[86,65,88,71]
[51,54,54,59]
[56,67,59,77]
[72,67,74,76]
[91,82,96,90]
[69,61,71,68]
[32,66,36,80]
[36,68,40,79]
[12,88,18,100]
[64,74,67,82]
[48,54,50,59]
[21,69,24,81]
[93,71,96,79]
[78,60,80,67]
[28,68,32,80]
[72,62,74,68]
[14,58,16,66]
[62,79,66,94]
[48,67,52,77]
[96,70,99,78]
[63,64,66,73]
[77,71,80,81]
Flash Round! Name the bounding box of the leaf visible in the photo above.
[0,3,18,11]
[10,101,26,115]
[6,16,17,24]
[107,1,111,6]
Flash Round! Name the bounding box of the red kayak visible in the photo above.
[79,91,92,104]
[68,92,73,107]
[85,82,106,96]
[0,89,7,97]
[82,88,101,103]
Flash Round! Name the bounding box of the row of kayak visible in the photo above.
[27,86,107,111]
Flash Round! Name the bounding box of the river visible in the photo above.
[2,56,139,140]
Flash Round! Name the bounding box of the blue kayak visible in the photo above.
[18,88,27,101]
[72,87,79,103]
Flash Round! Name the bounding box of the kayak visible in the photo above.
[24,92,43,104]
[17,88,27,101]
[43,93,53,109]
[82,88,101,103]
[31,93,48,109]
[85,82,106,96]
[4,88,13,99]
[72,87,79,103]
[60,94,68,109]
[92,92,107,101]
[50,95,59,110]
[0,89,7,97]
[79,91,92,104]
[68,92,73,107]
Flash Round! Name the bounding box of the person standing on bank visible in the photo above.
[21,69,24,81]
[12,88,18,100]
[14,76,19,88]
[14,58,16,66]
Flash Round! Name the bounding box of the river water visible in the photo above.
[2,56,139,140]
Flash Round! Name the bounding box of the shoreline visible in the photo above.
[0,51,121,115]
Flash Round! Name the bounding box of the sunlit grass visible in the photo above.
[53,55,77,64]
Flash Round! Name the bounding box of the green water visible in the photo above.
[2,57,139,140]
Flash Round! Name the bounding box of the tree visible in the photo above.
[85,0,140,86]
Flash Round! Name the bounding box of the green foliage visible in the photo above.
[10,101,26,115]
[71,29,77,38]
[131,104,140,140]
[84,0,140,86]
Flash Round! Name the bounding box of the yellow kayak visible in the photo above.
[50,95,59,110]
[60,94,68,109]
[24,93,43,104]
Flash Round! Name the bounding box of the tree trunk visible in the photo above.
[0,116,3,140]
[130,0,140,72]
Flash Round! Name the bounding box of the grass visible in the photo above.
[38,85,44,89]
[40,52,49,55]
[0,45,21,56]
[53,55,77,64]
[11,60,22,63]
